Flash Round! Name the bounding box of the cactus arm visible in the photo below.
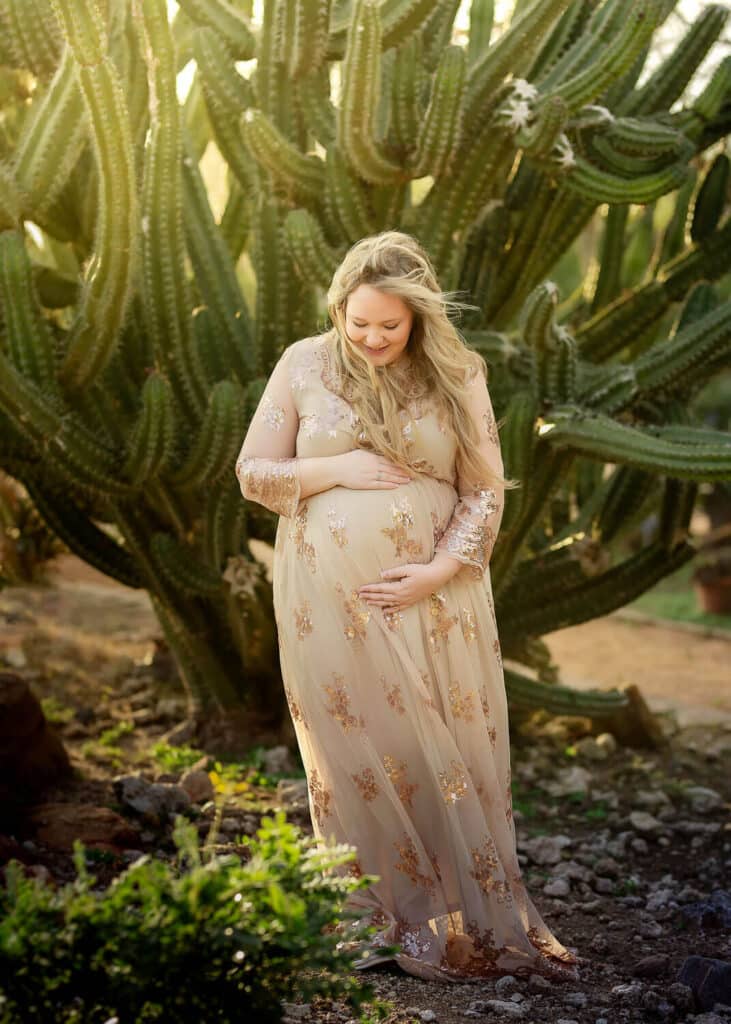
[632,302,731,403]
[241,108,326,200]
[324,145,377,241]
[12,45,88,222]
[0,0,62,79]
[467,0,494,69]
[410,44,466,178]
[336,0,405,184]
[503,666,629,716]
[295,66,336,146]
[290,0,331,76]
[48,0,138,394]
[576,216,731,361]
[0,231,58,393]
[285,208,343,288]
[591,204,628,313]
[539,405,731,481]
[619,3,729,116]
[22,476,143,588]
[180,132,255,381]
[500,539,696,637]
[151,531,225,597]
[540,0,660,115]
[691,154,730,244]
[122,373,176,486]
[251,193,295,370]
[0,349,134,497]
[133,0,208,422]
[175,0,255,59]
[170,380,247,489]
[193,27,257,194]
[559,155,690,205]
[464,0,574,125]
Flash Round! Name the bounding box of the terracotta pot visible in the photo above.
[692,576,731,615]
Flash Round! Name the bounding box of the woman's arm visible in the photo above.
[235,344,344,516]
[432,365,505,579]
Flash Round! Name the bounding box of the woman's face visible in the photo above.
[344,284,414,366]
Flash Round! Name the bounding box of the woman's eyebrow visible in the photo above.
[349,316,402,323]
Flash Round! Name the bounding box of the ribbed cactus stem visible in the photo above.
[540,406,731,480]
[464,0,574,125]
[337,0,404,184]
[285,208,342,288]
[619,3,728,115]
[12,45,88,223]
[48,0,138,392]
[241,108,326,199]
[541,0,660,113]
[411,44,466,178]
[133,0,208,421]
[0,232,57,393]
[176,0,255,59]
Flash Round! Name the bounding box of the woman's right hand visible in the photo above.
[335,450,412,489]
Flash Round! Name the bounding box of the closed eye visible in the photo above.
[353,322,399,329]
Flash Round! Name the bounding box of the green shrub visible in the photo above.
[0,810,398,1023]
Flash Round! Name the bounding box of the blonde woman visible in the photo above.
[235,231,582,983]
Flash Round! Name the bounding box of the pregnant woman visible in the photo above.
[235,230,582,984]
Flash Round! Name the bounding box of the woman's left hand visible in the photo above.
[358,562,444,612]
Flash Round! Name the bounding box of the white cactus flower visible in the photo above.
[510,78,539,102]
[554,133,576,170]
[500,98,534,131]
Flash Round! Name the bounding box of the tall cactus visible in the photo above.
[0,0,730,733]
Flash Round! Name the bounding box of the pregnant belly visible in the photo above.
[290,476,458,580]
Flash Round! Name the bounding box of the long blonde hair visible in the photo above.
[324,230,519,493]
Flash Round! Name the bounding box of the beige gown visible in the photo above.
[235,333,582,984]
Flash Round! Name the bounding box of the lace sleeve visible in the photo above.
[235,345,301,518]
[434,365,505,577]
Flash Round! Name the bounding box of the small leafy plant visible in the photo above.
[0,809,399,1023]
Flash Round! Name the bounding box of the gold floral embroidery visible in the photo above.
[290,504,316,572]
[483,406,499,445]
[438,759,469,803]
[493,636,503,668]
[322,671,365,732]
[301,391,353,438]
[448,680,476,721]
[352,766,380,801]
[334,581,371,644]
[284,683,309,730]
[479,688,491,718]
[393,834,436,895]
[308,766,333,827]
[428,591,459,653]
[394,915,435,955]
[435,488,500,572]
[235,454,301,518]
[383,754,419,808]
[260,394,286,431]
[380,673,406,713]
[428,849,442,882]
[460,607,478,644]
[487,723,497,748]
[294,600,313,640]
[381,495,424,559]
[327,506,348,547]
[469,836,512,904]
[382,607,404,632]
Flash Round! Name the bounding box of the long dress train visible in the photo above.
[235,333,582,984]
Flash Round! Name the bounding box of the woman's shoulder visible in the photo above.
[283,334,329,391]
